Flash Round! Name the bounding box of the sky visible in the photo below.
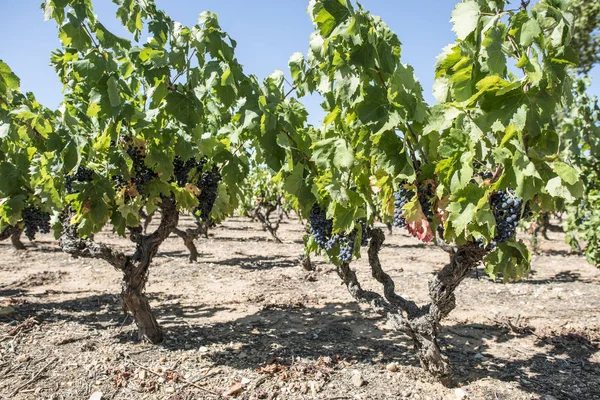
[0,0,598,126]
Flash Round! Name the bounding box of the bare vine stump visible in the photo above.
[173,227,199,263]
[122,284,163,343]
[300,253,314,271]
[407,328,452,384]
[10,229,26,250]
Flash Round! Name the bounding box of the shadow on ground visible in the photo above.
[3,289,599,399]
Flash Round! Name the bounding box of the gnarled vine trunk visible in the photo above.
[0,226,26,251]
[173,227,200,263]
[10,229,26,250]
[252,200,284,243]
[59,197,179,343]
[336,228,485,385]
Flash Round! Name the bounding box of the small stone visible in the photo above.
[139,370,146,380]
[386,362,399,372]
[0,306,15,317]
[184,343,192,350]
[455,388,468,399]
[88,392,103,400]
[351,371,365,387]
[165,387,175,394]
[199,346,209,353]
[300,382,308,394]
[310,381,321,395]
[16,354,30,363]
[241,377,251,387]
[474,353,485,360]
[223,382,244,397]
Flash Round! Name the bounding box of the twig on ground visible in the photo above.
[10,357,58,397]
[124,353,223,398]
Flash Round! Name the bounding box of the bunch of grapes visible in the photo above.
[393,186,414,228]
[417,182,435,222]
[308,205,363,261]
[22,206,51,240]
[338,231,356,262]
[174,156,207,187]
[195,166,221,221]
[308,204,333,249]
[472,161,494,181]
[127,145,158,195]
[112,174,127,191]
[65,167,94,194]
[358,220,369,246]
[477,189,532,250]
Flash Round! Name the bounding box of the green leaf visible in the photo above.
[484,241,531,282]
[107,76,120,107]
[482,25,506,75]
[0,60,20,93]
[451,0,480,40]
[72,53,106,83]
[519,18,541,47]
[552,161,578,185]
[310,0,351,38]
[165,92,202,127]
[59,16,92,51]
[312,138,354,170]
[446,184,485,237]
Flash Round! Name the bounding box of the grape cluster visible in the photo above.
[338,232,356,262]
[417,182,435,222]
[358,220,369,246]
[112,174,127,191]
[22,206,51,241]
[127,145,158,195]
[195,166,221,221]
[393,186,414,228]
[308,204,364,261]
[174,156,207,187]
[479,171,493,180]
[472,161,494,181]
[65,167,94,194]
[477,189,532,250]
[308,204,333,249]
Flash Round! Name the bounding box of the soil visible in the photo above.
[0,216,599,400]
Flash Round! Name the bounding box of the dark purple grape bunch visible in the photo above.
[476,189,533,250]
[308,204,333,249]
[358,219,369,246]
[308,204,365,261]
[65,167,93,194]
[126,143,158,196]
[194,166,221,222]
[393,185,415,228]
[417,181,435,222]
[174,156,208,187]
[22,205,51,240]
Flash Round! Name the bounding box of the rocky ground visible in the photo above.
[0,216,599,400]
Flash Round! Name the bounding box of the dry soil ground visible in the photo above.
[0,216,599,400]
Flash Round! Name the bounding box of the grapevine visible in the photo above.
[0,0,590,386]
[258,0,583,383]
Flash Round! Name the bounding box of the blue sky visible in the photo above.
[1,0,598,126]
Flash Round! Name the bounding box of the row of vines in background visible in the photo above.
[0,0,598,386]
